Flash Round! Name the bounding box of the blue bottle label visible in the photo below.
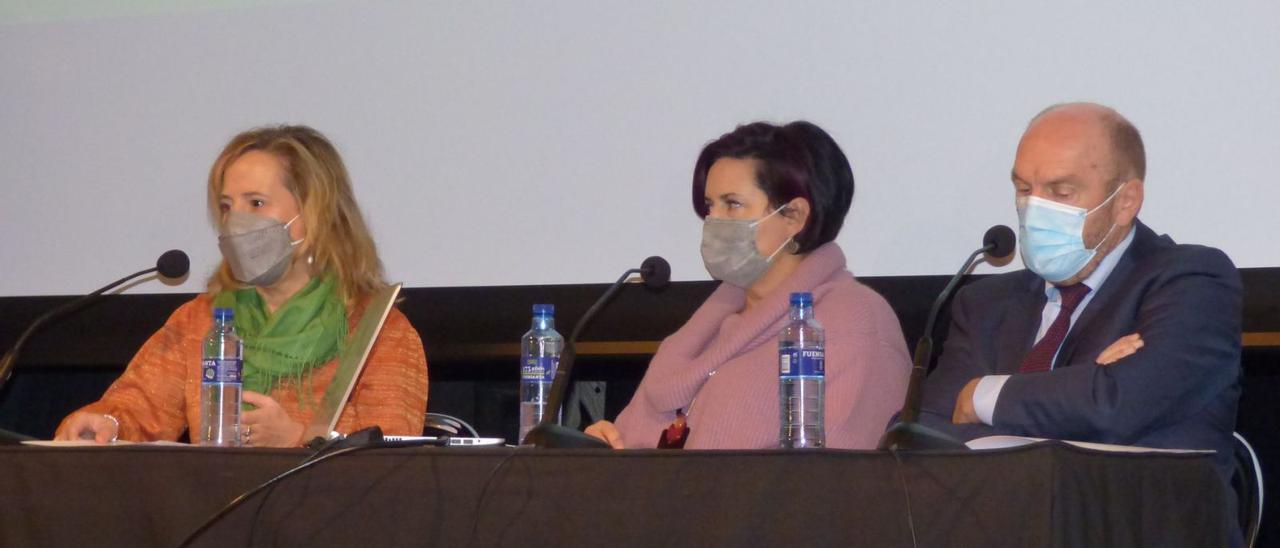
[202,358,242,383]
[521,356,558,382]
[779,347,825,377]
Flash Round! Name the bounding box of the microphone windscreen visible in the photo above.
[982,225,1016,260]
[640,256,671,289]
[156,249,190,279]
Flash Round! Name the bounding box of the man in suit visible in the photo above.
[920,102,1242,482]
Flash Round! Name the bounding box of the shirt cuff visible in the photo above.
[973,375,1011,425]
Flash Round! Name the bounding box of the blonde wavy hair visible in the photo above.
[206,125,386,305]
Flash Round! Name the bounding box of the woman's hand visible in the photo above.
[584,420,625,449]
[55,412,118,443]
[241,391,305,447]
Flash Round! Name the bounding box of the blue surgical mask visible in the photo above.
[1016,183,1125,283]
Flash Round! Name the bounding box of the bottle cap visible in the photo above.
[789,292,813,306]
[532,304,554,316]
[214,307,234,321]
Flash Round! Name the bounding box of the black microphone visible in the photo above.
[639,255,671,290]
[524,256,671,449]
[0,250,191,393]
[156,249,191,279]
[983,224,1017,266]
[878,226,1014,451]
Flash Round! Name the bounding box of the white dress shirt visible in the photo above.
[972,226,1137,425]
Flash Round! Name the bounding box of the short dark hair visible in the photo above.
[691,121,855,253]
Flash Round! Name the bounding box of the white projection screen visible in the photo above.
[2,1,1278,296]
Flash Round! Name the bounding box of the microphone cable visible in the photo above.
[176,437,447,548]
[467,449,522,545]
[889,448,920,548]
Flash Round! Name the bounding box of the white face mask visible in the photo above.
[217,211,304,286]
[700,206,792,288]
[1016,182,1125,283]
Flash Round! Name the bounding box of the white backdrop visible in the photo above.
[2,1,1277,296]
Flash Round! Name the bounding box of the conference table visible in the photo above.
[0,441,1229,547]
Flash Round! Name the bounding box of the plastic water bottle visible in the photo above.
[201,307,243,447]
[779,292,825,448]
[519,304,563,444]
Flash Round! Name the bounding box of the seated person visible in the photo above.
[587,121,911,449]
[56,125,429,447]
[920,102,1242,481]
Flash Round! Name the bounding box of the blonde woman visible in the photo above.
[55,125,428,447]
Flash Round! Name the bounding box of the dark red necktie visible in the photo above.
[1019,284,1092,374]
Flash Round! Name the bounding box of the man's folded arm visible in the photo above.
[918,285,1005,441]
[992,250,1242,443]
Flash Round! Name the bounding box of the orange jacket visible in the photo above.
[56,293,429,441]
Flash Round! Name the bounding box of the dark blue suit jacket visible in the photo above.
[920,220,1242,479]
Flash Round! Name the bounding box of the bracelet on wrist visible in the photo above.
[102,414,120,442]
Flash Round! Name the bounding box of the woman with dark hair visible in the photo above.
[586,121,910,449]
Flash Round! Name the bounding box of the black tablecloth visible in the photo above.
[0,442,1230,547]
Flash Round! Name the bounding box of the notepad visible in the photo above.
[966,435,1214,454]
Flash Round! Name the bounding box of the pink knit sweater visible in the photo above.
[614,243,910,449]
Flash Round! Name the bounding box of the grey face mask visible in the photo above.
[700,206,792,288]
[218,210,304,287]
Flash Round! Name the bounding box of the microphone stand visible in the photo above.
[878,246,994,451]
[524,266,653,449]
[0,265,161,393]
[0,428,35,444]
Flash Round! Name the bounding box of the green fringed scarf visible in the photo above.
[212,274,347,407]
